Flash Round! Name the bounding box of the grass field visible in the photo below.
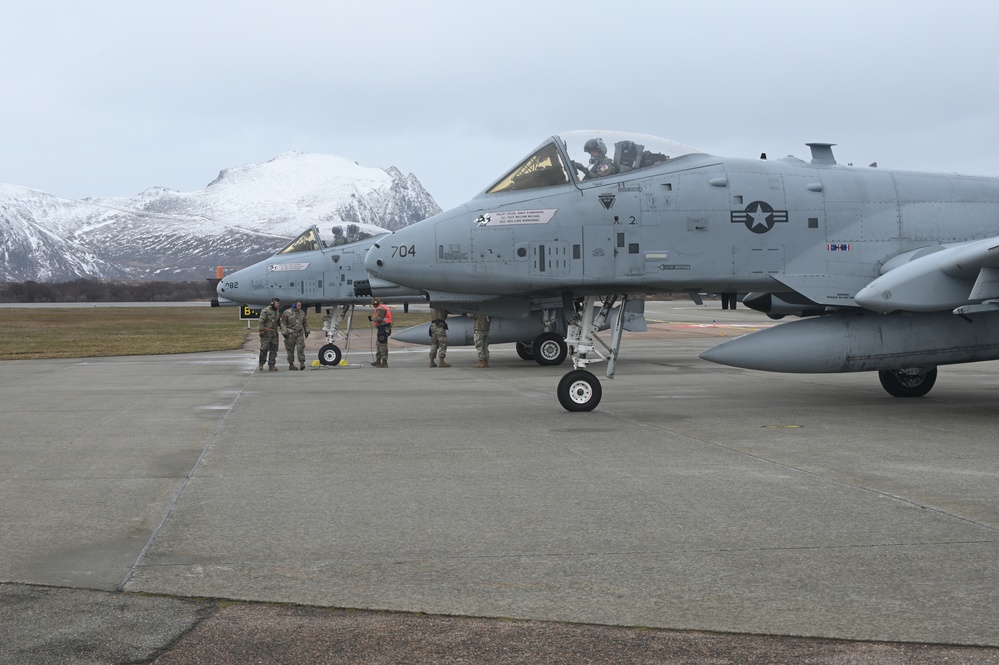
[0,306,431,361]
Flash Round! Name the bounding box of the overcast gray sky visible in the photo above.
[4,0,997,211]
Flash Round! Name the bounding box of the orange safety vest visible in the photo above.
[376,304,392,324]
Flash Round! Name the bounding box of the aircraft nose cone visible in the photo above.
[216,267,246,299]
[364,240,391,277]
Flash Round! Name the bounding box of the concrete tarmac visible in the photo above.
[2,302,999,663]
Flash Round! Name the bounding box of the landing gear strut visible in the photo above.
[556,294,627,412]
[318,304,355,366]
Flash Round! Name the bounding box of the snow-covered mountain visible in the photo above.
[0,152,442,282]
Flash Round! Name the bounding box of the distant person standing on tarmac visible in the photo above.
[428,307,450,367]
[280,300,310,371]
[258,298,282,371]
[369,298,392,367]
[472,313,491,368]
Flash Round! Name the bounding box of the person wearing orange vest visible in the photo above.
[370,298,392,367]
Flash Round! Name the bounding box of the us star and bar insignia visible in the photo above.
[730,201,789,234]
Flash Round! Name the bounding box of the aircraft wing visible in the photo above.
[854,236,999,313]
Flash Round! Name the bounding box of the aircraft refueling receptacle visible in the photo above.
[365,129,999,410]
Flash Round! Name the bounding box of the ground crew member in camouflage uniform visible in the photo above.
[472,313,491,368]
[280,300,310,371]
[428,307,450,367]
[370,298,392,367]
[258,298,282,371]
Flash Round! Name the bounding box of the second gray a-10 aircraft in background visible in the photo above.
[214,223,423,366]
[215,221,648,366]
[364,129,999,410]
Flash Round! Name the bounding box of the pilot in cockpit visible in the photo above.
[573,138,617,181]
[330,226,345,246]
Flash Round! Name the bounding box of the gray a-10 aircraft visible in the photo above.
[214,221,647,366]
[364,129,999,411]
[214,223,424,366]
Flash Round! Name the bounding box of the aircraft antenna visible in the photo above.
[806,143,837,165]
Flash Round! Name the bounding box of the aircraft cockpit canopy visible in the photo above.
[277,226,322,254]
[326,222,383,247]
[486,130,703,195]
[276,223,388,255]
[487,141,571,194]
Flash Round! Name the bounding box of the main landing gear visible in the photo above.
[556,294,627,412]
[878,367,938,397]
[533,332,569,365]
[516,307,569,366]
[318,304,355,366]
[516,334,569,366]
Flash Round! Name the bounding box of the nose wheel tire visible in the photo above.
[318,343,343,366]
[533,332,568,366]
[557,370,602,411]
[516,341,534,361]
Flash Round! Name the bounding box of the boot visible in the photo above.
[371,361,381,366]
[269,365,278,372]
[429,358,437,367]
[289,363,297,371]
[299,362,306,371]
[438,358,451,367]
[258,363,264,371]
[474,360,487,368]
[378,361,388,368]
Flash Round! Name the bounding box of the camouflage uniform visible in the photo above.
[472,314,491,367]
[428,307,450,367]
[280,305,310,370]
[371,301,391,367]
[257,302,281,370]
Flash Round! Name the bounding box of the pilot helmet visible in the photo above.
[584,138,607,156]
[371,298,381,306]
